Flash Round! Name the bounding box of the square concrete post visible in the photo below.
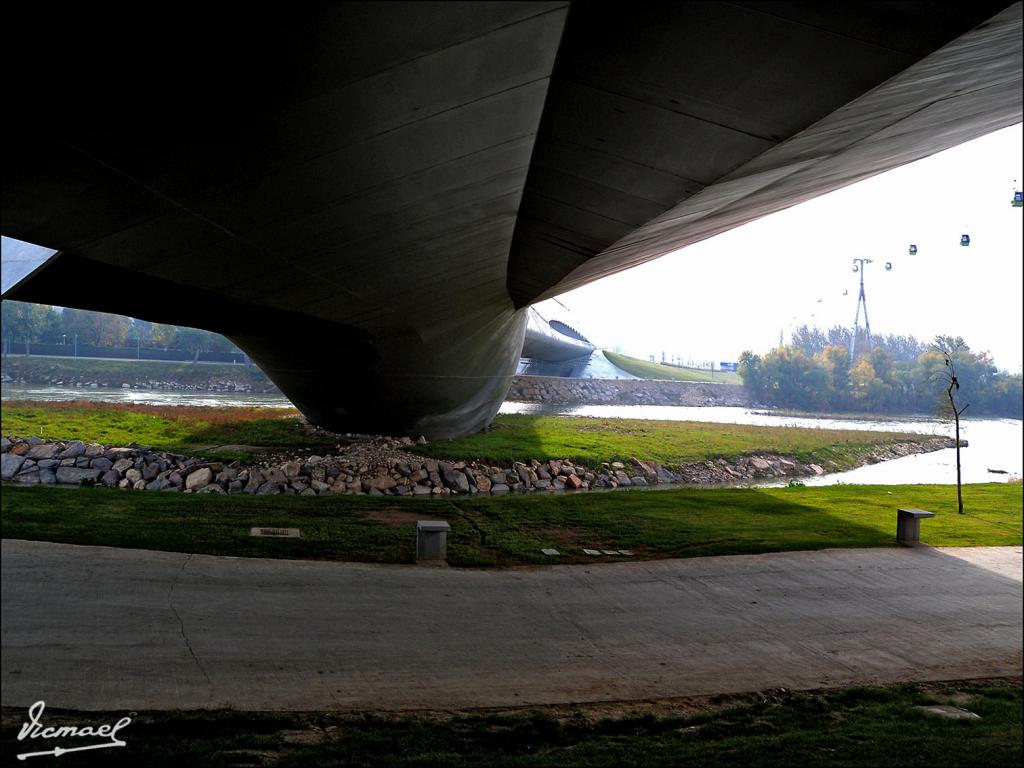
[416,520,451,561]
[897,508,935,546]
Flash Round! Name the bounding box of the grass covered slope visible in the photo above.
[0,400,332,460]
[416,413,942,470]
[3,483,1019,566]
[2,401,945,472]
[604,350,744,384]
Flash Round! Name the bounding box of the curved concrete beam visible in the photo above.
[521,307,595,361]
[2,3,1021,437]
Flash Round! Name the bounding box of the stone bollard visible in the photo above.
[896,508,935,546]
[416,520,451,562]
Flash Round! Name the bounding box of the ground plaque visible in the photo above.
[250,527,301,538]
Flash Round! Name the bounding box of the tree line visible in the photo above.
[1,301,241,357]
[739,326,1022,419]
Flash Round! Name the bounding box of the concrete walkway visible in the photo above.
[1,540,1020,711]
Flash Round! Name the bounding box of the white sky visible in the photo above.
[536,123,1024,374]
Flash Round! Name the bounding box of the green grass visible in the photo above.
[416,413,941,470]
[0,400,332,461]
[2,682,1018,767]
[3,483,1019,567]
[3,402,945,471]
[604,351,744,384]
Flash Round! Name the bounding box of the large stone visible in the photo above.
[125,468,142,484]
[15,469,41,484]
[57,441,87,459]
[1,453,26,479]
[244,470,265,493]
[282,460,302,478]
[185,467,213,491]
[474,475,492,493]
[565,474,583,490]
[264,468,288,485]
[84,443,104,457]
[27,443,61,460]
[370,475,397,491]
[9,443,30,456]
[112,458,134,474]
[55,466,103,485]
[442,470,470,493]
[750,457,772,471]
[101,469,121,487]
[39,468,57,485]
[0,437,10,453]
[91,457,113,471]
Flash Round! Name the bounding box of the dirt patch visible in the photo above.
[364,506,447,527]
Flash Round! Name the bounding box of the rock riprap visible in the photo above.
[1,434,954,496]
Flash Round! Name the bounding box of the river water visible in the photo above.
[3,383,1021,486]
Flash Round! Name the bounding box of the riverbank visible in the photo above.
[0,355,278,392]
[3,356,753,408]
[1,402,956,496]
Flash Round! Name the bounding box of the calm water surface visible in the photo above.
[3,384,1020,485]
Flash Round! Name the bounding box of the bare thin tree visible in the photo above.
[934,338,969,514]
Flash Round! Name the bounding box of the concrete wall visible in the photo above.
[507,375,749,407]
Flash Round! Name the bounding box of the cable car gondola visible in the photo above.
[960,234,970,247]
[1013,191,1023,207]
[908,244,918,255]
[885,262,892,271]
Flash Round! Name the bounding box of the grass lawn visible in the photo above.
[0,400,330,462]
[1,681,1018,767]
[604,350,744,384]
[2,483,1019,567]
[415,413,942,470]
[2,401,946,471]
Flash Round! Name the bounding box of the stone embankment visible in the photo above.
[506,375,749,407]
[2,434,954,496]
[0,359,278,393]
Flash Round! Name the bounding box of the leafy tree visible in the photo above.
[150,323,179,349]
[791,325,827,357]
[1,301,60,347]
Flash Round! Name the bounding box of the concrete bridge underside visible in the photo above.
[3,3,1021,437]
